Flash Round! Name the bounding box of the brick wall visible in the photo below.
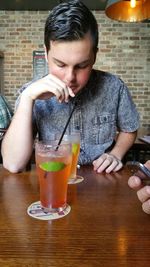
[0,10,150,129]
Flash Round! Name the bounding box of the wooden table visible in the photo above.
[0,164,150,267]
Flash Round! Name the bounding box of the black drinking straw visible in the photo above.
[55,100,77,150]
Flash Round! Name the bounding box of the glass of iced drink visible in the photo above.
[68,132,80,182]
[35,140,72,213]
[56,132,81,184]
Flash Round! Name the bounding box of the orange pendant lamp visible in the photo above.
[105,0,150,22]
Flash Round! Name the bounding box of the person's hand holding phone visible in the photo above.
[128,160,150,214]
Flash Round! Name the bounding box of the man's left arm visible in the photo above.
[93,131,137,173]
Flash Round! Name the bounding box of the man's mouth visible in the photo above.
[70,86,79,94]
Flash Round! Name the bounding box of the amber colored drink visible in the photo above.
[35,141,72,213]
[70,142,80,179]
[56,132,80,182]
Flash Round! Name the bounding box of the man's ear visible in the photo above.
[44,45,48,62]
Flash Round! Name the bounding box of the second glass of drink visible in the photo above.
[56,131,83,184]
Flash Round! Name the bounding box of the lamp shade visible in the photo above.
[105,0,150,22]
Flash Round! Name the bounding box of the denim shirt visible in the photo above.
[18,69,139,165]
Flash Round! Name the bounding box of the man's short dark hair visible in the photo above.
[44,0,98,55]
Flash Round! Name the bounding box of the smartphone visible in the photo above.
[134,162,150,181]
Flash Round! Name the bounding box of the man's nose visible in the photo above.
[65,68,76,83]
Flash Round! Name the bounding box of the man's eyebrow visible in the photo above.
[53,57,91,65]
[53,58,65,64]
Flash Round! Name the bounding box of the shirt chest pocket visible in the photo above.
[90,113,116,144]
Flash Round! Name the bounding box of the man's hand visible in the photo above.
[22,74,75,102]
[93,153,123,173]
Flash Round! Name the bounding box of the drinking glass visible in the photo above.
[56,132,84,184]
[35,140,72,213]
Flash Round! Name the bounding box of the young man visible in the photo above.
[128,160,150,214]
[2,0,139,173]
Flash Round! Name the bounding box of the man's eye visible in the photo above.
[77,64,88,69]
[57,63,65,68]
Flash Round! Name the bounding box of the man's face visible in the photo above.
[46,33,96,95]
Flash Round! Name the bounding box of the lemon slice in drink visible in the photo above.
[39,161,66,172]
[72,143,78,155]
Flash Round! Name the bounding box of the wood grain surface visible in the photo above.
[0,164,150,267]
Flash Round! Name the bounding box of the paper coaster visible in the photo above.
[27,201,71,220]
[68,175,84,184]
